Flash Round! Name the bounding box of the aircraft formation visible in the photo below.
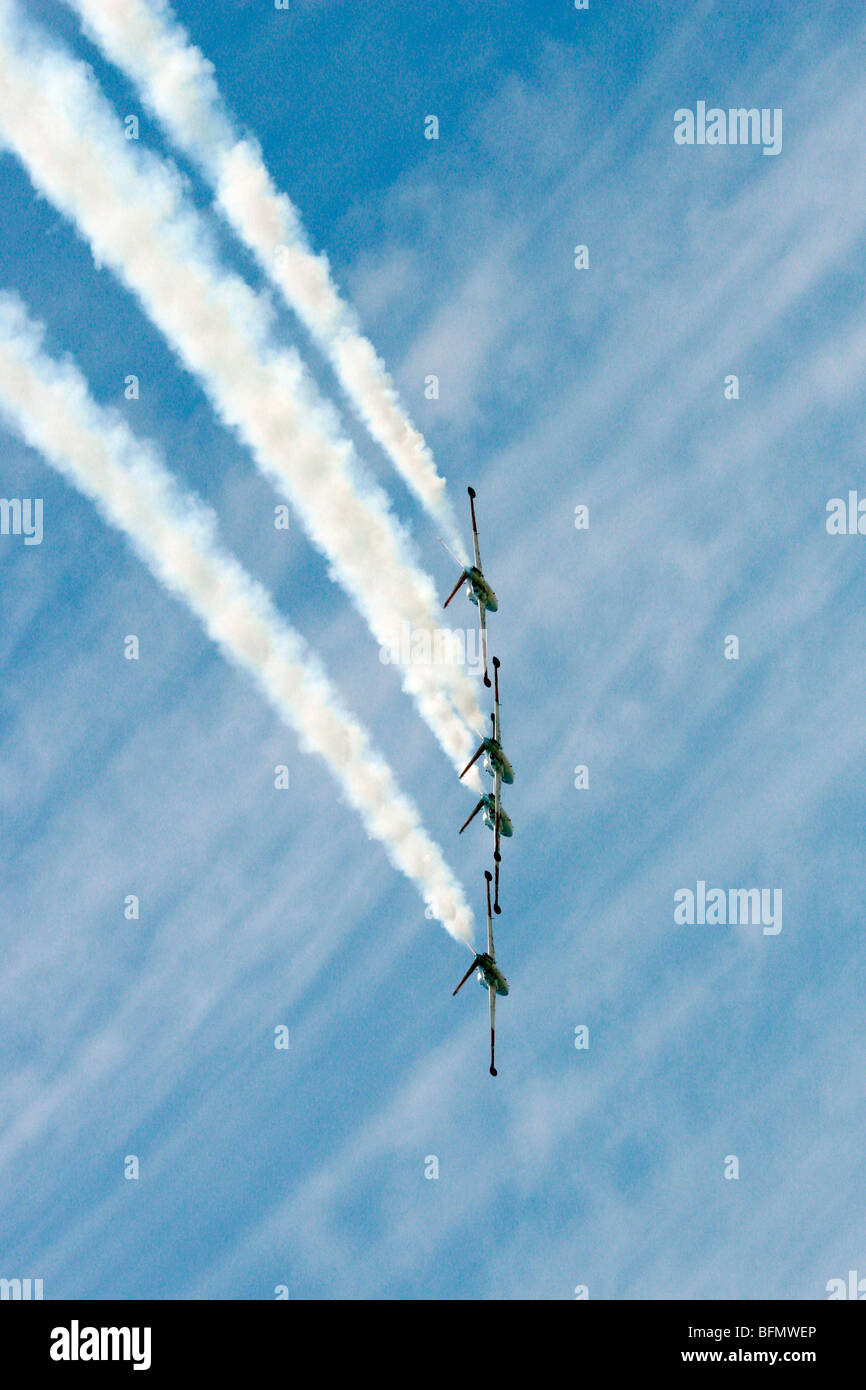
[443,488,512,1076]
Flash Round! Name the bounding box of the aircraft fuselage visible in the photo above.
[475,952,509,996]
[465,566,498,613]
[481,793,513,837]
[482,739,514,785]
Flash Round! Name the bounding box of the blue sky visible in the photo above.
[2,0,865,1299]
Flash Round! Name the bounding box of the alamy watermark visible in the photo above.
[674,880,782,935]
[0,496,42,544]
[826,492,866,534]
[826,1270,866,1299]
[0,1276,43,1299]
[50,1321,151,1371]
[379,622,487,678]
[674,103,782,156]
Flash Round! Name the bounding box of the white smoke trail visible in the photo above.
[64,0,468,559]
[0,1,484,783]
[0,293,474,944]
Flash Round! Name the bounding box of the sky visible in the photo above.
[1,0,865,1300]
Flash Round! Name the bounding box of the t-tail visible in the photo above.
[459,798,484,835]
[460,731,488,781]
[443,569,467,609]
[452,957,479,997]
[438,536,467,609]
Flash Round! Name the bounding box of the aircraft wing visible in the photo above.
[489,982,497,1076]
[493,768,502,912]
[469,488,483,572]
[479,601,490,686]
